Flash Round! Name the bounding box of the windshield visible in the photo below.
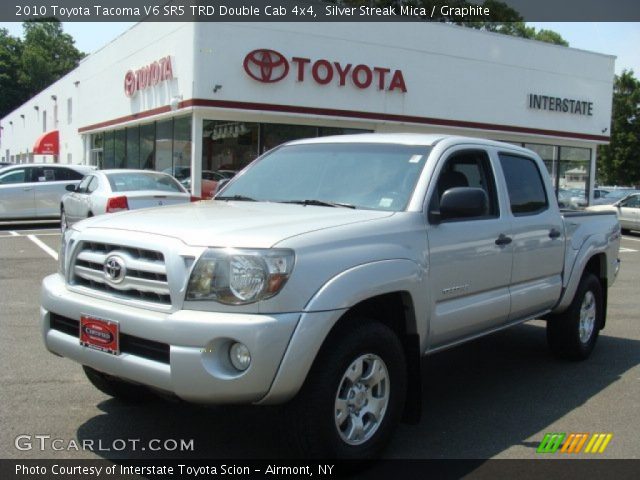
[218,143,430,211]
[106,172,185,193]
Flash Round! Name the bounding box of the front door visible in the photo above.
[427,147,513,349]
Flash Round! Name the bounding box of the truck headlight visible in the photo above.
[58,229,74,277]
[186,248,294,305]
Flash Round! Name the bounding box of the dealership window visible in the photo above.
[155,119,173,173]
[203,120,259,171]
[126,127,140,169]
[114,129,126,169]
[42,110,46,132]
[67,98,72,124]
[103,131,114,169]
[172,116,191,173]
[201,120,369,172]
[261,124,318,153]
[559,146,590,197]
[140,123,155,170]
[90,132,103,168]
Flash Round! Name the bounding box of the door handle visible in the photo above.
[549,228,562,239]
[495,234,512,246]
[23,187,33,191]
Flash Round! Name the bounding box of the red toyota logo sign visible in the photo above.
[243,49,290,83]
[242,48,407,92]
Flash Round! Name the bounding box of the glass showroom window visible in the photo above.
[559,146,591,196]
[126,126,140,169]
[203,120,259,172]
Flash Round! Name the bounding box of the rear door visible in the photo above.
[426,147,513,348]
[34,167,84,217]
[0,167,36,218]
[497,152,564,320]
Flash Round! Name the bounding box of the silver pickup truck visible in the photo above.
[41,134,620,458]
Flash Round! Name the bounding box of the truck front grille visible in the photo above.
[71,241,171,305]
[49,313,170,364]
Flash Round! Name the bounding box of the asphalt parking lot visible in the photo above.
[0,221,639,461]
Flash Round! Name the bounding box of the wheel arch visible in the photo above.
[261,259,427,415]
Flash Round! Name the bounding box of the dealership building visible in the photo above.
[0,22,614,199]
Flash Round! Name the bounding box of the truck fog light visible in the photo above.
[229,342,251,371]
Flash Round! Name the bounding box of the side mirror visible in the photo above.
[431,187,488,223]
[65,184,76,192]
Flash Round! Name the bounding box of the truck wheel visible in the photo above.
[291,320,407,459]
[547,273,602,360]
[83,366,155,403]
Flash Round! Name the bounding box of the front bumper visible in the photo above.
[41,273,300,404]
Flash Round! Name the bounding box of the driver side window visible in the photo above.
[76,176,92,193]
[430,149,499,221]
[620,195,640,208]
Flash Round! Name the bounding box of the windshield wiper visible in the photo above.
[280,199,356,209]
[216,195,257,202]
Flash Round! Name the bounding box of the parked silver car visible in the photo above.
[0,164,94,220]
[60,170,192,232]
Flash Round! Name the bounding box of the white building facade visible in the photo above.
[0,22,615,200]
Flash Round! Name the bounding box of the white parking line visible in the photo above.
[27,235,58,260]
[622,235,640,242]
[0,232,60,238]
[620,247,638,252]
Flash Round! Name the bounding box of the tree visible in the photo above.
[0,28,26,118]
[597,71,640,186]
[0,20,84,118]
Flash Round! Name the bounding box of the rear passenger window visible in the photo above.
[54,168,84,181]
[499,154,548,215]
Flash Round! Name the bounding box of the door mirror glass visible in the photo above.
[65,184,76,192]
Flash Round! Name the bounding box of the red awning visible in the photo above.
[33,130,59,155]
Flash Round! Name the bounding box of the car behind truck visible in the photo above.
[41,134,620,458]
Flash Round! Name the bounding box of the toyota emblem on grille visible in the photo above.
[243,49,289,83]
[104,255,126,284]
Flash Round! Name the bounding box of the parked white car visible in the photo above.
[588,192,640,234]
[0,164,94,220]
[60,170,192,232]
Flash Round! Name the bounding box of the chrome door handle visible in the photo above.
[23,187,33,191]
[549,228,562,239]
[495,234,512,246]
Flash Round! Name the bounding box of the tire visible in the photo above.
[621,228,630,235]
[290,320,407,459]
[83,366,155,403]
[547,273,602,360]
[60,208,68,234]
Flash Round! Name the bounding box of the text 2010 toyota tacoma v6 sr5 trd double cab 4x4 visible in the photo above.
[42,134,620,458]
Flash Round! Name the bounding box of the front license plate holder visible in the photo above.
[80,315,120,355]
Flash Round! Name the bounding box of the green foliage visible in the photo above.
[0,20,84,118]
[0,28,24,118]
[597,71,640,186]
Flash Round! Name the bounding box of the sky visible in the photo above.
[0,21,638,76]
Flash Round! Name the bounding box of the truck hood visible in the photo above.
[78,200,394,248]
